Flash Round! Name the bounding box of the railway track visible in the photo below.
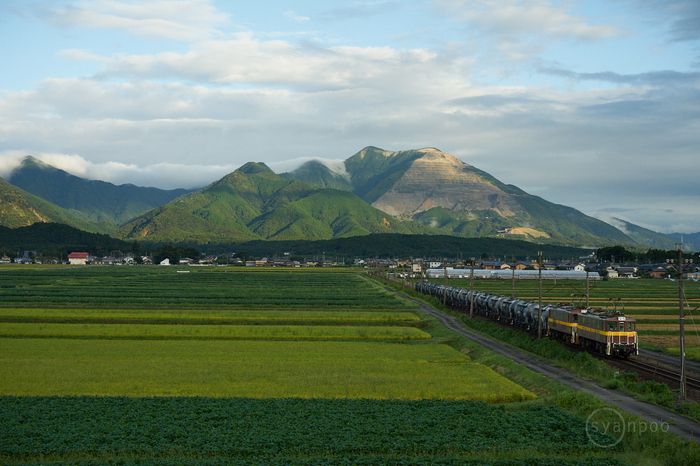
[622,356,700,391]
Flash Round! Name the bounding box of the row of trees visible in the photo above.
[596,246,696,263]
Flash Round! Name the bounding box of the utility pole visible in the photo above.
[511,267,515,298]
[678,245,687,400]
[538,251,543,339]
[469,258,475,319]
[443,260,448,305]
[586,270,590,308]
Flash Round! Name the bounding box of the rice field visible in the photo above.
[1,266,695,466]
[0,266,531,401]
[0,322,431,341]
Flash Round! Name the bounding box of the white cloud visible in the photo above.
[268,157,350,179]
[437,0,620,40]
[39,0,230,41]
[434,0,621,64]
[284,11,310,23]
[56,48,108,62]
[94,37,441,91]
[0,151,231,189]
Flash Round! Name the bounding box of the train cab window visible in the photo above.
[608,322,617,331]
[573,314,578,323]
[627,322,635,331]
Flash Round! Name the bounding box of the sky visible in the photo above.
[0,0,699,234]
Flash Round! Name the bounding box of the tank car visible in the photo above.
[414,280,637,358]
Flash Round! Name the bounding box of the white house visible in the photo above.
[68,252,89,265]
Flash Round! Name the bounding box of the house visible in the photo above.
[160,258,170,266]
[557,262,586,272]
[92,257,117,266]
[482,261,509,270]
[616,267,638,278]
[68,252,89,265]
[0,256,11,264]
[508,262,528,271]
[648,267,667,279]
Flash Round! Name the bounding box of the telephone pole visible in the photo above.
[469,258,475,319]
[443,260,448,305]
[678,246,687,399]
[538,251,543,339]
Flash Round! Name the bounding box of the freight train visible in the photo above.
[415,281,638,357]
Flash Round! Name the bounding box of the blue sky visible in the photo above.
[1,0,699,234]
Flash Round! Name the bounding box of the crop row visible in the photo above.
[0,397,620,461]
[0,323,431,341]
[0,269,410,309]
[0,456,629,466]
[0,308,421,322]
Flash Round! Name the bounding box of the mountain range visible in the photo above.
[0,147,685,250]
[8,156,189,229]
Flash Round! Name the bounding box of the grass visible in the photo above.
[0,322,431,340]
[0,338,533,401]
[667,347,700,360]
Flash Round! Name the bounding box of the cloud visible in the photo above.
[538,66,700,86]
[284,11,309,23]
[268,157,350,179]
[436,0,621,41]
[56,48,109,62]
[621,0,700,43]
[320,1,402,21]
[93,37,440,91]
[0,151,231,189]
[36,0,230,41]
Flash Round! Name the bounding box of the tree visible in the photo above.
[596,246,632,263]
[153,245,180,265]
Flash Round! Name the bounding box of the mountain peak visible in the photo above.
[18,156,55,172]
[236,162,275,175]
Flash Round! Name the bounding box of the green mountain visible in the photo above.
[0,177,110,233]
[115,162,430,244]
[8,156,191,225]
[668,232,700,252]
[611,218,678,250]
[282,147,642,247]
[279,160,353,191]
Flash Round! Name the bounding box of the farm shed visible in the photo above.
[68,252,89,265]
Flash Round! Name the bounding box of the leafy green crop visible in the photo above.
[0,397,623,465]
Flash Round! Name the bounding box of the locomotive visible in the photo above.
[415,281,638,358]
